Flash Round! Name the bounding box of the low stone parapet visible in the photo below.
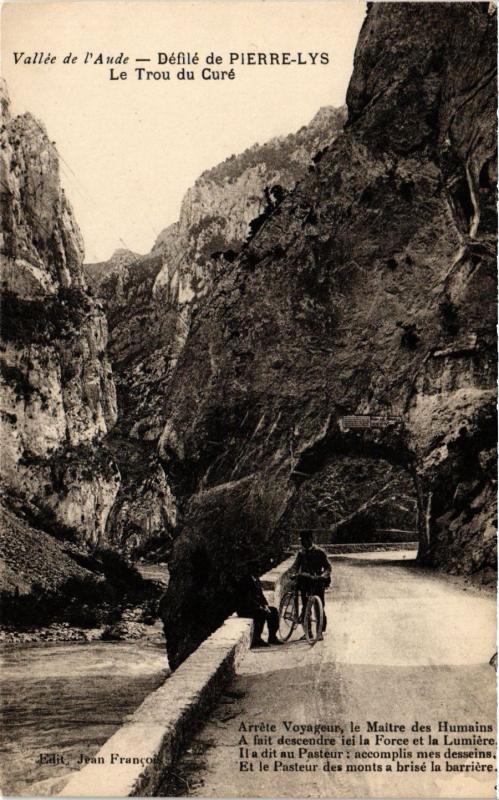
[58,616,252,797]
[259,556,296,607]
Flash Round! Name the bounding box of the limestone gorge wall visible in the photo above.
[86,104,346,441]
[0,82,119,547]
[152,105,347,307]
[84,106,346,555]
[161,3,497,668]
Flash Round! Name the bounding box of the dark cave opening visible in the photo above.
[448,174,475,232]
[280,425,422,552]
[283,454,419,548]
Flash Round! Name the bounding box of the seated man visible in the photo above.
[290,531,331,637]
[234,572,281,647]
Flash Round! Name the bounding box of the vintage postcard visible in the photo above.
[0,1,497,797]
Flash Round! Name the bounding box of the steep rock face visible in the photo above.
[151,106,347,306]
[0,82,119,548]
[86,106,346,440]
[85,247,187,556]
[103,434,177,558]
[161,4,497,667]
[84,107,345,555]
[153,106,346,294]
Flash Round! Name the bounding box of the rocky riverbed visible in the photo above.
[0,607,159,646]
[0,563,169,645]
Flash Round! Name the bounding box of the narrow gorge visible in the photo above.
[0,3,496,673]
[83,105,346,558]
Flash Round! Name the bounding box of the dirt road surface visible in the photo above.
[162,551,496,798]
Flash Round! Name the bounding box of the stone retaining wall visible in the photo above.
[260,556,295,608]
[58,617,252,797]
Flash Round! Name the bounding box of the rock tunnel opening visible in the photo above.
[283,455,418,549]
[281,423,425,556]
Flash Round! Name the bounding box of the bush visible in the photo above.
[0,288,91,345]
[397,321,420,350]
[140,597,161,625]
[94,547,145,593]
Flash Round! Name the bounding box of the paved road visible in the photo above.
[164,552,497,798]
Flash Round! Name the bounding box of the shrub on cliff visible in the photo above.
[0,288,91,345]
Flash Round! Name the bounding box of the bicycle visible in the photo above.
[278,574,325,646]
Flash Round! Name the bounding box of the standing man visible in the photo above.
[291,531,331,636]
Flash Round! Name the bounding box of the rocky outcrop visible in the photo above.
[86,105,346,441]
[103,434,177,558]
[151,105,346,307]
[161,3,497,667]
[0,81,119,550]
[84,106,346,556]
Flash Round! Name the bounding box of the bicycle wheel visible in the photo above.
[278,591,298,641]
[304,595,324,646]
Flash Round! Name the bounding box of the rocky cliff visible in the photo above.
[161,3,497,668]
[151,105,347,308]
[0,81,119,554]
[85,105,346,438]
[84,106,346,556]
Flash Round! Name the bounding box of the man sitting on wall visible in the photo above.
[234,572,282,647]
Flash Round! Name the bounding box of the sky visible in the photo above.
[2,1,367,262]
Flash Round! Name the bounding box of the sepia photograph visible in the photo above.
[0,1,497,797]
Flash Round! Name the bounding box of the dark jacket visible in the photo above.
[234,574,268,617]
[291,545,331,585]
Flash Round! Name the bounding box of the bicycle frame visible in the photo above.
[278,584,324,645]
